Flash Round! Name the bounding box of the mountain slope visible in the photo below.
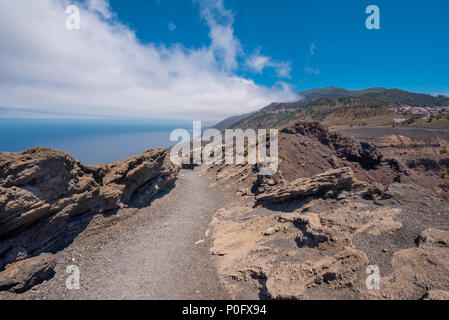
[213,112,255,130]
[225,87,449,130]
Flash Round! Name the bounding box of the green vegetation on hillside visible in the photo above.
[223,87,449,130]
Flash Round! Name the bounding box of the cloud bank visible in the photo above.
[0,0,297,120]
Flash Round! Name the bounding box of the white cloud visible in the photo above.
[246,49,291,78]
[0,0,297,120]
[276,62,292,78]
[168,22,176,31]
[305,67,321,75]
[195,0,241,72]
[87,0,112,19]
[246,54,270,73]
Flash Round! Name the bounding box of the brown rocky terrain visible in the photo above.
[0,147,179,293]
[336,127,449,200]
[1,121,448,300]
[206,121,449,300]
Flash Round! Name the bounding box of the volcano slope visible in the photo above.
[207,121,449,300]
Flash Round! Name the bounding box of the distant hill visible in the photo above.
[218,87,449,130]
[297,87,388,102]
[298,87,449,108]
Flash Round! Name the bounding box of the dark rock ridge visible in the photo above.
[0,147,179,291]
[275,121,402,186]
[281,122,383,169]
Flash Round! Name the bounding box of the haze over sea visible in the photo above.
[0,119,199,165]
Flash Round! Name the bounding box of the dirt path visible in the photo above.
[6,168,231,300]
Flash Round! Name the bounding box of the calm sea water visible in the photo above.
[0,119,197,165]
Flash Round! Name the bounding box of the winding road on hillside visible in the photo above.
[5,168,231,300]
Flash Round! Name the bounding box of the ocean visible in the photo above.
[0,119,198,165]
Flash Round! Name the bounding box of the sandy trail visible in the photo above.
[5,168,231,300]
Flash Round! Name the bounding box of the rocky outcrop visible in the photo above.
[255,167,355,203]
[209,159,449,299]
[0,147,179,291]
[281,122,383,169]
[262,247,369,300]
[416,228,449,247]
[0,253,56,293]
[362,228,449,300]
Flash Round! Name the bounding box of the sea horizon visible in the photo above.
[0,118,215,165]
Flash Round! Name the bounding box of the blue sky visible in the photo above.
[109,0,449,94]
[0,0,448,120]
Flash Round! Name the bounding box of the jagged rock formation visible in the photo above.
[0,253,56,293]
[281,122,383,169]
[255,167,356,203]
[0,147,179,292]
[276,122,402,186]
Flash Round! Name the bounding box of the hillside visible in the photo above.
[207,121,449,300]
[217,87,449,130]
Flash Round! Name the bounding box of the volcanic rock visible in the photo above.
[0,253,56,293]
[0,147,179,289]
[255,167,355,203]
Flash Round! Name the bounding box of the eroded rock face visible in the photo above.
[0,147,179,291]
[262,247,369,300]
[362,228,449,300]
[255,167,355,203]
[281,122,383,169]
[0,253,56,293]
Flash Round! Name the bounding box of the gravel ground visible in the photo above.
[1,168,231,300]
[335,127,449,142]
